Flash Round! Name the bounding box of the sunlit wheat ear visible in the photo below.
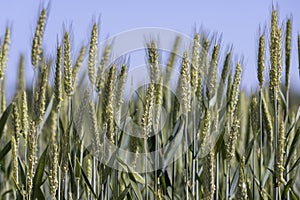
[142,83,154,139]
[73,45,86,82]
[206,44,219,100]
[54,45,63,110]
[63,32,74,97]
[129,135,141,168]
[49,110,58,198]
[103,65,116,144]
[17,55,25,94]
[237,156,248,200]
[96,44,111,93]
[85,156,92,184]
[257,35,265,89]
[203,147,215,200]
[115,64,127,123]
[88,100,101,154]
[225,115,240,161]
[0,27,10,80]
[198,108,211,146]
[200,37,210,75]
[147,41,160,83]
[221,52,231,84]
[27,121,37,196]
[226,72,232,103]
[88,23,98,86]
[31,9,47,68]
[154,77,163,132]
[250,95,259,134]
[12,102,21,144]
[180,52,191,114]
[285,19,292,89]
[0,77,5,113]
[191,33,200,92]
[11,136,19,186]
[276,121,285,185]
[262,94,273,148]
[269,10,282,101]
[21,91,29,142]
[228,63,242,120]
[35,60,50,125]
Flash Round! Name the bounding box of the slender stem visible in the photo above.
[144,137,148,200]
[225,161,229,200]
[259,89,263,195]
[273,90,278,200]
[215,153,219,200]
[172,158,175,200]
[184,114,189,200]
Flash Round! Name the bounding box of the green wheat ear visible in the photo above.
[63,32,74,97]
[0,27,10,80]
[285,19,292,90]
[54,45,63,110]
[191,33,200,93]
[276,121,285,185]
[203,147,215,200]
[257,35,265,89]
[225,115,240,161]
[31,9,47,68]
[49,110,58,198]
[180,52,191,114]
[88,23,99,86]
[236,156,248,200]
[21,91,29,142]
[269,9,282,101]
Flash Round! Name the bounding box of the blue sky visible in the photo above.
[0,0,300,100]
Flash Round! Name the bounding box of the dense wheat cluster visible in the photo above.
[0,7,300,200]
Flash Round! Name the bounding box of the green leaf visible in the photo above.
[117,157,145,184]
[80,163,97,198]
[68,155,77,194]
[130,180,143,200]
[32,146,48,199]
[117,183,131,200]
[288,156,300,174]
[0,103,12,140]
[162,117,184,170]
[230,164,240,196]
[18,157,26,187]
[0,141,11,162]
[245,138,255,165]
[282,178,294,199]
[285,127,300,168]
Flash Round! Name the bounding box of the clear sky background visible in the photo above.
[0,0,300,101]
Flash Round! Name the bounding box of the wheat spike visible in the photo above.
[11,136,19,186]
[31,9,47,68]
[206,44,219,100]
[179,52,191,114]
[96,44,111,93]
[63,32,74,96]
[203,148,215,200]
[225,115,240,160]
[258,35,265,89]
[88,23,98,85]
[21,91,29,142]
[49,110,59,198]
[276,121,285,184]
[54,45,63,110]
[191,33,200,92]
[0,27,10,80]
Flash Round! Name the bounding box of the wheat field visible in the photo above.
[0,6,299,200]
